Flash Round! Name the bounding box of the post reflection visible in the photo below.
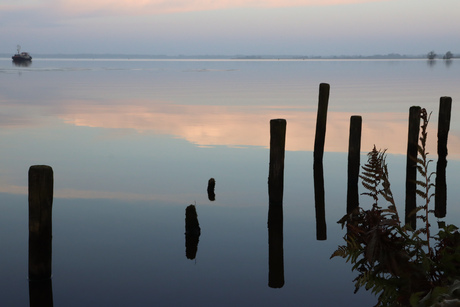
[314,161,327,241]
[29,279,53,307]
[435,97,452,218]
[185,204,201,260]
[268,203,284,288]
[28,165,54,306]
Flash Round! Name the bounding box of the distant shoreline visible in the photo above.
[0,53,457,60]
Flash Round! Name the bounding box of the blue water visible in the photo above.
[1,58,459,306]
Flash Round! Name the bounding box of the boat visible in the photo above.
[12,45,32,62]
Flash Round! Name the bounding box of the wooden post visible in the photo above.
[268,119,285,288]
[313,83,330,163]
[347,116,362,214]
[405,107,421,229]
[313,83,329,240]
[268,119,286,206]
[435,97,452,218]
[207,178,216,201]
[29,165,53,281]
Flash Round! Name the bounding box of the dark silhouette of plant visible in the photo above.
[331,109,460,306]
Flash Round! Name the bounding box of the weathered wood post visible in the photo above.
[405,107,421,229]
[435,97,452,218]
[268,119,286,288]
[313,83,329,241]
[268,119,286,206]
[313,83,330,163]
[29,165,54,281]
[207,178,216,201]
[347,116,362,214]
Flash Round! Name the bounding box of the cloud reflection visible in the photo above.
[55,99,456,157]
[1,98,459,200]
[0,183,205,202]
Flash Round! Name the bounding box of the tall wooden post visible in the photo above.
[405,107,421,229]
[313,83,329,240]
[313,83,330,163]
[435,97,452,218]
[347,116,362,214]
[268,119,286,288]
[29,165,53,281]
[268,119,286,206]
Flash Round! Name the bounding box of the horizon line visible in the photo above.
[2,52,456,60]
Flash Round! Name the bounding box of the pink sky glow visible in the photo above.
[1,0,459,55]
[10,0,393,16]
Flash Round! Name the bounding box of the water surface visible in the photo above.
[1,58,459,306]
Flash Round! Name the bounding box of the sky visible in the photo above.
[1,0,459,56]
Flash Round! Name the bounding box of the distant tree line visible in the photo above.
[427,50,454,60]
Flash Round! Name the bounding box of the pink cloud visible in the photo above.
[53,0,391,16]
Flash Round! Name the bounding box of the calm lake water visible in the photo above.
[1,58,459,306]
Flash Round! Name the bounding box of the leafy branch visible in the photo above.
[331,108,460,306]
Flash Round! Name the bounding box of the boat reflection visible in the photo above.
[12,60,32,67]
